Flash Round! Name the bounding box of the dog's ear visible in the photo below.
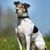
[14,1,20,5]
[24,3,30,9]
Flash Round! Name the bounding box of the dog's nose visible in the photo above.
[16,9,18,12]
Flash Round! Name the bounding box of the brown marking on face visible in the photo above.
[14,1,30,16]
[16,4,27,14]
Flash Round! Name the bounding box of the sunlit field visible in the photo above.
[0,28,19,50]
[0,28,50,50]
[0,35,19,50]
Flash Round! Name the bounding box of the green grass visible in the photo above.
[0,33,50,50]
[44,35,50,50]
[0,35,19,50]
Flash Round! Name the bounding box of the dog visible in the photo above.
[14,1,46,50]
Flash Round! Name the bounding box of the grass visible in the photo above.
[44,35,50,50]
[0,31,50,50]
[0,35,19,50]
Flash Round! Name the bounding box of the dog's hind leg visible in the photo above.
[32,31,45,50]
[31,41,38,50]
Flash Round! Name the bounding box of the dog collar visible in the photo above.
[18,16,30,19]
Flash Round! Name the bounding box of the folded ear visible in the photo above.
[24,3,30,9]
[14,1,20,5]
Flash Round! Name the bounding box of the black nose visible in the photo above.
[16,9,18,11]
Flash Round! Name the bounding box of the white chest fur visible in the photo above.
[17,18,34,36]
[15,17,45,50]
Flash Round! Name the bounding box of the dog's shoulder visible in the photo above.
[24,18,33,23]
[23,18,35,27]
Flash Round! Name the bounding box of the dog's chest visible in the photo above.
[17,18,34,34]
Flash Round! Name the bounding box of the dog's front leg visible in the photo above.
[17,37,22,50]
[26,35,30,50]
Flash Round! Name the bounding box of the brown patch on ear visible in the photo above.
[24,3,30,9]
[14,1,20,5]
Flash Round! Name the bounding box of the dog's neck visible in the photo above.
[17,12,30,19]
[22,13,28,17]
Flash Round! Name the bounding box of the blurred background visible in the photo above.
[0,0,50,50]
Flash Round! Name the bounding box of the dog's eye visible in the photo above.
[16,5,18,7]
[21,7,23,8]
[21,6,24,8]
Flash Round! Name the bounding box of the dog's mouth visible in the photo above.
[16,9,27,14]
[16,10,18,13]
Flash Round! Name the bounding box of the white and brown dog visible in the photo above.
[14,1,46,50]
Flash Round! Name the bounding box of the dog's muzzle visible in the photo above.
[16,9,18,13]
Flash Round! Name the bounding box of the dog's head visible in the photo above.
[14,1,30,16]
